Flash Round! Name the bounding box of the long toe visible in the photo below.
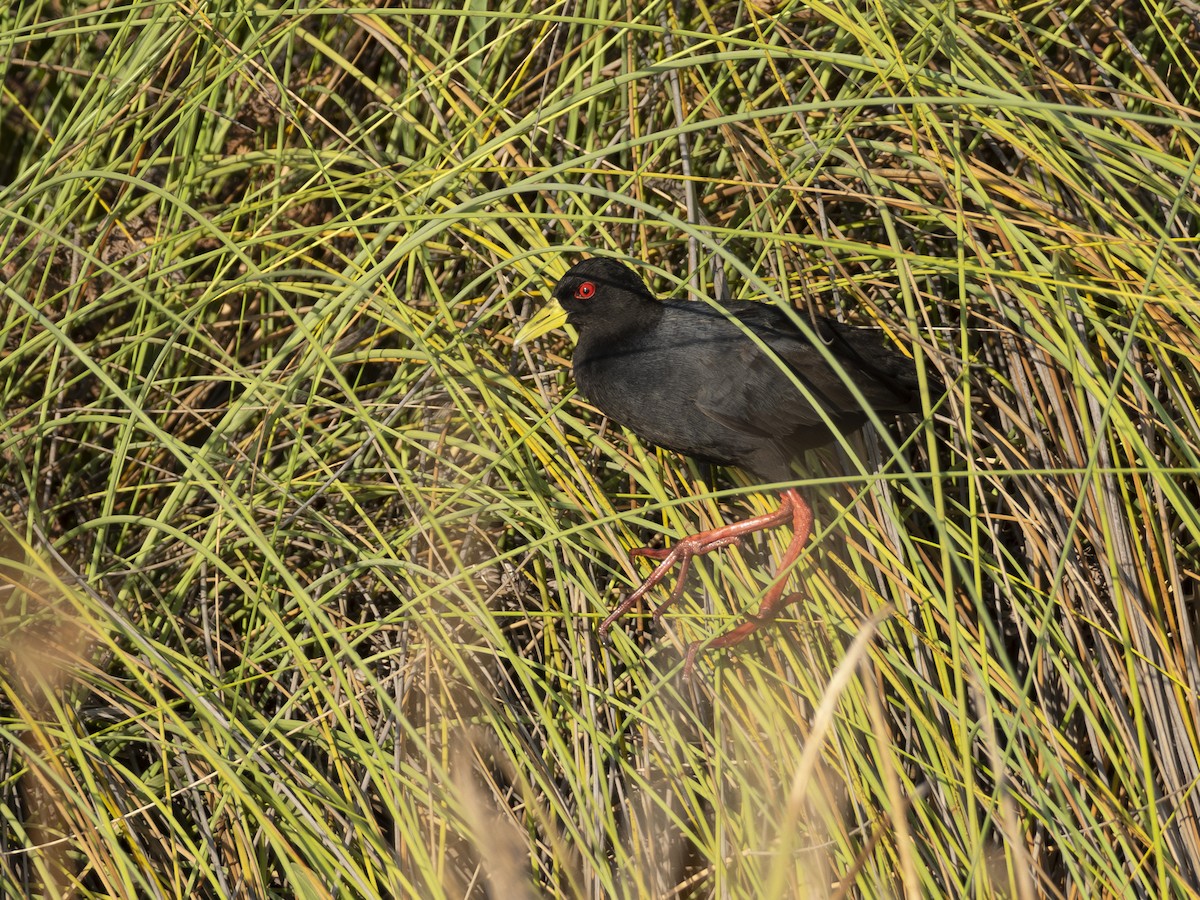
[629,545,674,560]
[705,591,804,652]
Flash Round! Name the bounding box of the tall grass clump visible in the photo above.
[2,0,1199,896]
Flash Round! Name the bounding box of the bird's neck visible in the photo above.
[571,299,663,354]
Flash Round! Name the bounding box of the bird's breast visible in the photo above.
[571,338,756,468]
[573,344,678,426]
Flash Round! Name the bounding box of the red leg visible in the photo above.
[599,489,814,665]
[682,491,813,676]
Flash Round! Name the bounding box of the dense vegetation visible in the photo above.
[3,1,1199,896]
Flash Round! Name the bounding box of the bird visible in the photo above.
[517,256,939,674]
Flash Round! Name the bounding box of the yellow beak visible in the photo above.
[513,299,569,346]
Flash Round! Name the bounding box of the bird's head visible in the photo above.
[514,257,656,345]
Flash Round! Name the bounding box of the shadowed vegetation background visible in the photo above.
[2,0,1199,896]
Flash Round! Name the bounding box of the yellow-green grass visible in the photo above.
[2,1,1199,896]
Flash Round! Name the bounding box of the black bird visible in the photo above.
[518,256,938,673]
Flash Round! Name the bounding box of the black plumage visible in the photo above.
[547,257,938,672]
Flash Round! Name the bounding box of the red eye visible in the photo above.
[574,281,596,300]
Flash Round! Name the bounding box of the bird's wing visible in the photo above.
[690,304,835,438]
[693,303,924,438]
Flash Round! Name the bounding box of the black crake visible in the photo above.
[549,257,939,674]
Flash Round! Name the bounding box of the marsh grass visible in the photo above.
[2,0,1199,896]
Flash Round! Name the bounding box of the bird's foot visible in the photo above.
[680,591,805,678]
[599,490,806,643]
[599,489,815,679]
[598,531,739,640]
[628,535,740,562]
